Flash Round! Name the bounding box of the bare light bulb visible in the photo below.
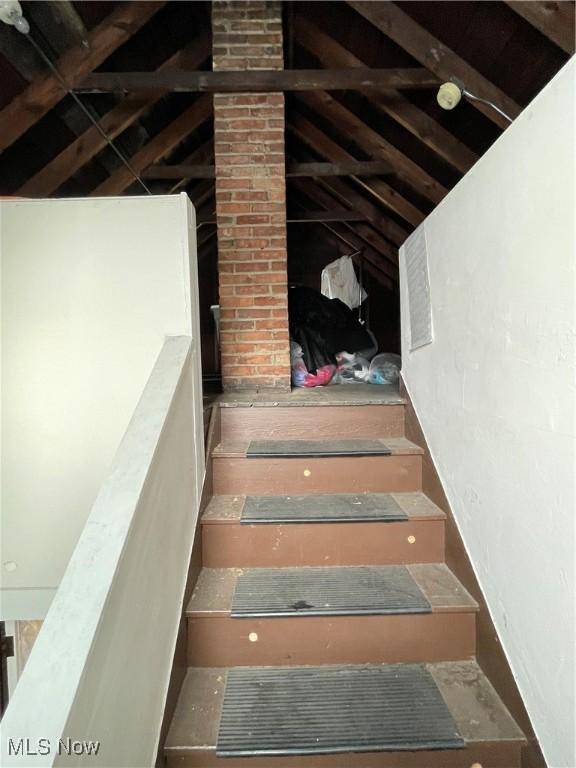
[0,0,30,34]
[437,82,462,111]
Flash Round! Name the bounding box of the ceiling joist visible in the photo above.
[144,160,393,180]
[79,67,440,93]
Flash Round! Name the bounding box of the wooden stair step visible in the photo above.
[164,661,526,767]
[240,493,409,523]
[211,439,423,495]
[213,437,423,459]
[201,493,445,568]
[185,564,478,666]
[220,402,405,440]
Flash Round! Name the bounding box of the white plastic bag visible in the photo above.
[368,353,401,385]
[321,255,367,309]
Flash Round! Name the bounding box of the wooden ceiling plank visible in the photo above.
[505,1,575,54]
[348,1,521,128]
[79,67,440,93]
[90,95,212,196]
[297,91,448,205]
[0,1,167,152]
[143,163,216,180]
[18,39,211,197]
[294,16,478,175]
[290,113,424,228]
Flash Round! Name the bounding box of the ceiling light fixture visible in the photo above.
[0,0,29,34]
[437,79,513,124]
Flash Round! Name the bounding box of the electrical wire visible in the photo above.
[24,32,152,194]
[462,89,514,124]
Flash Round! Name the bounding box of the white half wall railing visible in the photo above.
[0,335,204,767]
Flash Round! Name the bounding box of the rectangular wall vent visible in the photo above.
[403,226,433,351]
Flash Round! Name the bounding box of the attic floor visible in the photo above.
[215,383,403,408]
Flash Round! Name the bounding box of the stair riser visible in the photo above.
[201,520,444,567]
[165,743,522,767]
[220,405,405,440]
[213,455,422,495]
[186,613,476,666]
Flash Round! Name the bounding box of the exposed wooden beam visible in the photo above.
[18,40,211,197]
[292,180,399,279]
[294,16,478,175]
[79,67,440,93]
[0,1,166,152]
[287,160,393,178]
[505,1,575,53]
[289,113,425,228]
[199,209,367,224]
[297,91,447,205]
[167,141,214,194]
[90,95,212,196]
[189,179,215,210]
[347,1,521,129]
[43,2,89,48]
[143,159,393,180]
[291,177,399,268]
[144,163,216,180]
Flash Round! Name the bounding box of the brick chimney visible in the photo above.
[212,0,291,391]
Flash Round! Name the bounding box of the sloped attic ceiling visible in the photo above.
[0,0,573,282]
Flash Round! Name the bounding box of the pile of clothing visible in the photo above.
[288,286,400,388]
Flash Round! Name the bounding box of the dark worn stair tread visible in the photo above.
[213,437,423,458]
[165,661,526,760]
[241,493,407,523]
[202,492,446,524]
[230,565,431,617]
[187,564,478,616]
[217,664,463,756]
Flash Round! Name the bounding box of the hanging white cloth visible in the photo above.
[321,255,367,309]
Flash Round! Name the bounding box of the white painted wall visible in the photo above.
[0,336,203,767]
[400,60,575,768]
[1,194,199,618]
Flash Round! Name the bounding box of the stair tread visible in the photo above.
[213,437,423,458]
[202,492,445,524]
[217,384,405,408]
[164,660,526,755]
[187,563,478,616]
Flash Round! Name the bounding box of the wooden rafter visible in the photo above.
[297,91,448,205]
[79,68,440,93]
[90,96,212,196]
[143,160,393,180]
[167,141,214,194]
[505,1,575,54]
[18,39,211,197]
[348,1,522,129]
[294,15,479,175]
[290,113,425,228]
[290,176,399,271]
[0,1,166,152]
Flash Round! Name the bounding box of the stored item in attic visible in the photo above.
[368,353,402,385]
[321,255,367,310]
[290,341,336,388]
[336,352,371,384]
[289,286,373,374]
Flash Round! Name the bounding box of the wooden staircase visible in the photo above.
[164,396,526,767]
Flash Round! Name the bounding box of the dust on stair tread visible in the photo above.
[216,664,464,756]
[231,565,431,617]
[241,493,408,523]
